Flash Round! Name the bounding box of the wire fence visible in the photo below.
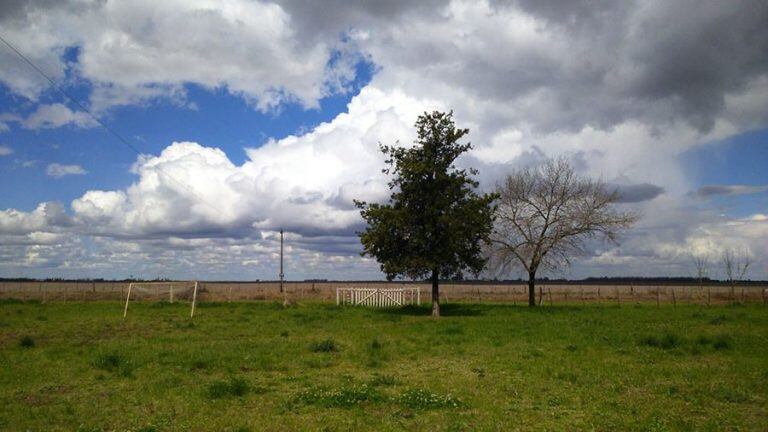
[0,281,766,306]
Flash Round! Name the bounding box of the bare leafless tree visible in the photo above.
[722,248,751,301]
[486,158,638,306]
[691,252,710,303]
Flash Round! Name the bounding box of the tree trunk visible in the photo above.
[528,271,536,307]
[431,269,440,317]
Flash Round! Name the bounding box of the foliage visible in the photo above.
[355,111,497,315]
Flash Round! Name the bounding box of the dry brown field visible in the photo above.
[1,280,766,305]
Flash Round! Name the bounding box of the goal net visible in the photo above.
[123,281,199,318]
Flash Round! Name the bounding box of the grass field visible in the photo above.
[1,300,766,431]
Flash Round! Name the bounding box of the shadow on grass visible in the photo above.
[374,303,486,317]
[372,302,610,317]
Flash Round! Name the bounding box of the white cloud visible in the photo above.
[0,202,71,235]
[0,0,767,279]
[46,163,87,178]
[63,87,426,238]
[0,104,97,130]
[0,144,12,156]
[0,0,359,112]
[21,104,97,129]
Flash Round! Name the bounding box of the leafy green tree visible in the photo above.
[355,111,497,317]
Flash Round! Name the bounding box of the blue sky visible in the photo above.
[0,1,766,280]
[0,58,377,211]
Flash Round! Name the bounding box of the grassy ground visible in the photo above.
[0,300,766,431]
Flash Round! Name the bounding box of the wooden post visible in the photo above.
[190,281,198,318]
[123,283,133,317]
[630,285,635,302]
[538,286,543,306]
[597,287,601,304]
[671,287,676,308]
[228,286,232,303]
[417,287,421,306]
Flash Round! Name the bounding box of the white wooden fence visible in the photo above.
[336,287,420,307]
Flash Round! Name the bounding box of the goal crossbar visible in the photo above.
[123,281,199,318]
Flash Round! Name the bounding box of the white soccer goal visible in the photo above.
[123,281,199,318]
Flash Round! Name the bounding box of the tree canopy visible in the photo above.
[355,111,497,316]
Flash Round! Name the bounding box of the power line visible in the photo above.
[0,33,225,216]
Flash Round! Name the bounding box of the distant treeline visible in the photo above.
[1,276,766,285]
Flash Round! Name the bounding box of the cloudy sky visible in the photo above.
[1,0,767,281]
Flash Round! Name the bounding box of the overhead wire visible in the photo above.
[0,33,226,217]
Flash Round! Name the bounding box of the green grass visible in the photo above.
[0,301,766,431]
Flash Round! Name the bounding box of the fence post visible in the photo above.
[671,287,676,308]
[597,287,601,304]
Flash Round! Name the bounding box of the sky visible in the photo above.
[0,0,767,281]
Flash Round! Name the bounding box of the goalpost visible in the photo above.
[123,281,199,318]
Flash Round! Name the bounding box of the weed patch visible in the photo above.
[295,385,382,408]
[18,335,35,348]
[369,374,397,386]
[639,334,680,350]
[92,351,134,377]
[310,338,339,353]
[395,388,462,410]
[207,377,249,399]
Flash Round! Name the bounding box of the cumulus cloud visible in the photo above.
[63,87,425,239]
[0,144,12,156]
[0,202,72,235]
[0,0,361,111]
[46,163,87,178]
[0,1,767,279]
